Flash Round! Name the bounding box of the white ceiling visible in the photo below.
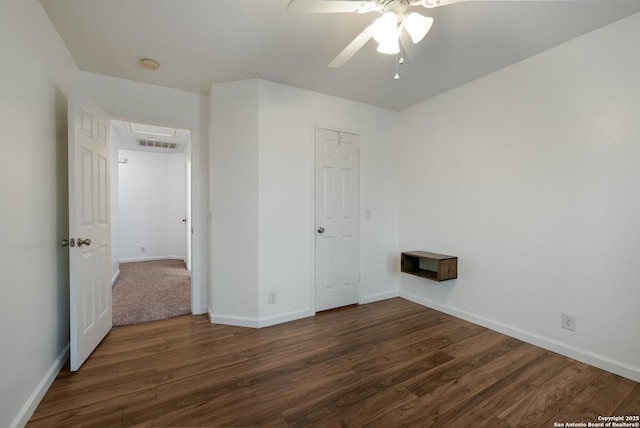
[40,0,640,111]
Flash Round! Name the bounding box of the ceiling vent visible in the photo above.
[137,139,179,150]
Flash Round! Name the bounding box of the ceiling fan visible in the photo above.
[287,0,506,68]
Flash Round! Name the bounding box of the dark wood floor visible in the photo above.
[28,298,639,427]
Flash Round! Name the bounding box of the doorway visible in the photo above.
[110,119,193,326]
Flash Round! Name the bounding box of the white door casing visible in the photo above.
[314,128,360,312]
[186,160,192,271]
[68,89,112,371]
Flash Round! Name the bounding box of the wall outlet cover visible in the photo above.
[561,312,576,331]
[268,291,277,305]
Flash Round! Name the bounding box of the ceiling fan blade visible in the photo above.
[329,25,374,67]
[413,0,560,8]
[288,0,381,14]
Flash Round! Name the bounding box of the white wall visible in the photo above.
[209,79,400,327]
[117,150,187,262]
[209,80,260,324]
[398,12,640,382]
[0,1,77,427]
[75,71,209,314]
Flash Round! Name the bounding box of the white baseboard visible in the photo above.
[192,305,208,316]
[209,308,314,329]
[119,255,184,263]
[400,290,640,383]
[210,311,258,328]
[362,290,399,304]
[11,344,69,428]
[257,308,314,328]
[111,269,120,286]
[208,294,403,329]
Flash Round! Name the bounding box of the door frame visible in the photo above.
[109,116,195,313]
[310,124,363,313]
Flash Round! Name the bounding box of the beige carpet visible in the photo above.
[112,259,191,327]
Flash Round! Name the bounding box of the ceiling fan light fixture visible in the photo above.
[377,37,400,54]
[403,12,433,44]
[372,11,398,44]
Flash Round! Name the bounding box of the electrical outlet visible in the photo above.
[268,291,277,305]
[561,312,576,331]
[141,246,146,253]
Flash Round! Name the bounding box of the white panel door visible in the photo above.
[68,89,112,371]
[315,128,359,312]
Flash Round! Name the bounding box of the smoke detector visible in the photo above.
[140,58,159,70]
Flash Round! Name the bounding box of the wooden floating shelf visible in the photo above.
[401,251,458,282]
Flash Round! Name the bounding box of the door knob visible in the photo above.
[61,238,75,248]
[77,238,91,247]
[182,218,187,223]
[317,226,325,234]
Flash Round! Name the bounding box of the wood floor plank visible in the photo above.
[310,317,468,373]
[401,332,524,397]
[615,384,640,416]
[139,387,257,427]
[30,363,159,417]
[185,392,298,427]
[154,335,341,402]
[29,387,157,427]
[251,362,360,402]
[28,408,123,428]
[290,384,417,428]
[426,342,546,407]
[478,416,515,428]
[281,350,453,426]
[121,337,343,425]
[27,298,640,428]
[364,343,546,428]
[552,371,638,425]
[498,359,603,427]
[427,351,573,427]
[347,318,484,380]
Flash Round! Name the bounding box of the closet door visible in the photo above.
[314,127,360,312]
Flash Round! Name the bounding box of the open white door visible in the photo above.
[68,89,112,371]
[314,128,360,312]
